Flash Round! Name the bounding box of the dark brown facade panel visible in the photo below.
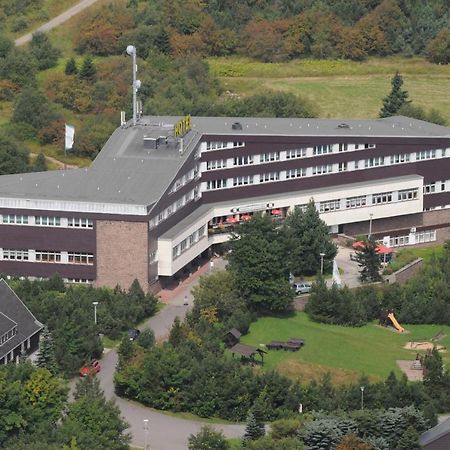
[0,261,95,279]
[424,192,450,209]
[0,226,95,252]
[201,159,449,204]
[203,134,450,147]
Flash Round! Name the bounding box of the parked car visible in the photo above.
[293,282,312,295]
[79,359,101,377]
[127,329,140,341]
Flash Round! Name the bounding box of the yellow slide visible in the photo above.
[388,313,405,333]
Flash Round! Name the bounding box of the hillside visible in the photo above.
[0,0,449,172]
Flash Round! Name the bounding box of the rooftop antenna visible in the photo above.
[126,45,141,127]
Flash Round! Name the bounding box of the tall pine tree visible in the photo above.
[379,72,410,118]
[35,326,58,375]
[354,237,382,282]
[244,411,265,441]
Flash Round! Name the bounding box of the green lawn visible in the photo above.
[385,244,444,274]
[241,312,450,384]
[209,56,450,122]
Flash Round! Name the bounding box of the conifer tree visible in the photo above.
[33,152,47,172]
[35,326,58,375]
[354,237,382,282]
[395,425,421,450]
[79,56,96,81]
[65,57,78,75]
[244,410,265,441]
[379,72,410,118]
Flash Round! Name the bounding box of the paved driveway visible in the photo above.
[15,0,101,46]
[95,258,244,449]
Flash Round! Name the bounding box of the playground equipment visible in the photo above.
[380,310,405,332]
[387,312,405,333]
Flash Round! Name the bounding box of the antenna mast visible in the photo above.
[126,45,141,127]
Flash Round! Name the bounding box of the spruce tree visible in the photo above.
[65,57,78,75]
[79,56,96,81]
[33,152,47,172]
[244,410,265,441]
[395,425,421,450]
[354,237,382,283]
[379,72,410,118]
[35,326,58,375]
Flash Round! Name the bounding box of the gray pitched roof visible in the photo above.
[420,417,450,446]
[0,115,448,209]
[0,279,43,359]
[0,311,16,333]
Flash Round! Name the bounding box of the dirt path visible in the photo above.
[15,0,101,46]
[30,153,78,170]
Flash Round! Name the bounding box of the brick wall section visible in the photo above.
[386,258,423,285]
[96,221,148,291]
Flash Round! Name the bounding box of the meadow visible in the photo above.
[209,56,450,122]
[241,312,450,384]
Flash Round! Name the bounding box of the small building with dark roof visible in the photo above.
[420,417,450,450]
[223,328,242,347]
[0,279,43,365]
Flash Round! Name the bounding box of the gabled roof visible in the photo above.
[0,279,43,359]
[420,417,450,446]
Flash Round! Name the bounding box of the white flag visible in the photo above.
[65,124,75,150]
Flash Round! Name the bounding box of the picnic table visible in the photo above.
[266,339,305,351]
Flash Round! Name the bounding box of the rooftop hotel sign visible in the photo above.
[174,115,192,137]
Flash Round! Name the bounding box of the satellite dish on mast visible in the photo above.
[126,45,136,55]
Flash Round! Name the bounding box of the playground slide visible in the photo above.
[388,313,405,333]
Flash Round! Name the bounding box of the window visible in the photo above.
[2,249,29,261]
[67,218,93,228]
[198,225,206,238]
[346,195,367,209]
[364,143,376,149]
[68,252,94,265]
[259,172,280,183]
[261,152,280,162]
[232,142,244,148]
[35,250,61,263]
[416,230,436,244]
[371,192,393,205]
[312,164,333,175]
[233,155,253,166]
[339,143,348,152]
[338,162,348,172]
[423,183,436,194]
[233,175,253,186]
[35,216,61,226]
[286,168,306,179]
[313,145,332,155]
[176,198,184,209]
[2,215,28,225]
[390,154,410,164]
[149,251,157,263]
[206,179,227,190]
[365,157,384,168]
[286,148,306,159]
[206,159,227,170]
[416,150,436,160]
[398,188,418,201]
[319,199,341,213]
[206,141,226,151]
[65,278,93,284]
[390,235,410,247]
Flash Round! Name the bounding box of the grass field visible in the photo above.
[209,56,450,122]
[241,312,450,384]
[386,244,444,274]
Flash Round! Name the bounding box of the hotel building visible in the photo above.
[0,115,449,291]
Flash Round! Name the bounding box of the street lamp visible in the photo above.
[319,252,325,276]
[92,302,99,325]
[360,386,365,410]
[143,419,149,450]
[126,45,141,127]
[368,213,374,238]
